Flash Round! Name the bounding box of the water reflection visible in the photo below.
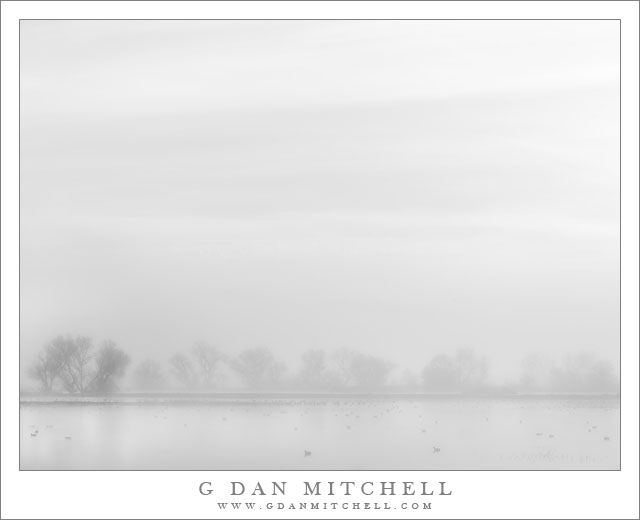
[20,397,620,470]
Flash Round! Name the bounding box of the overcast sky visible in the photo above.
[20,20,620,381]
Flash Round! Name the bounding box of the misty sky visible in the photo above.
[20,20,620,381]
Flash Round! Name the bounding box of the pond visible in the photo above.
[20,395,619,470]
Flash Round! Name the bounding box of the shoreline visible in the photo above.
[19,391,621,405]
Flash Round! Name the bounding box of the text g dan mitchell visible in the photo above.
[198,481,453,497]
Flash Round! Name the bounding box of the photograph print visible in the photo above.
[19,20,620,470]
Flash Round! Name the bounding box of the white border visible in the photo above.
[2,2,638,519]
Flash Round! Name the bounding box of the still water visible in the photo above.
[20,396,619,470]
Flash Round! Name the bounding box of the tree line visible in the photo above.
[137,344,394,392]
[27,335,619,395]
[28,335,130,393]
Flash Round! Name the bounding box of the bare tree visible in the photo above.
[59,335,94,393]
[28,337,66,392]
[90,340,130,393]
[232,347,286,389]
[191,342,224,389]
[169,353,198,390]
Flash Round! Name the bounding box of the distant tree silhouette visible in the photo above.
[133,359,168,391]
[422,349,488,392]
[549,352,618,393]
[455,348,488,389]
[587,359,618,393]
[29,335,94,393]
[348,353,393,389]
[59,335,94,393]
[519,353,554,392]
[191,342,224,389]
[296,349,343,390]
[169,353,198,390]
[298,349,327,388]
[422,354,458,392]
[331,348,356,387]
[232,347,286,389]
[90,340,130,393]
[28,337,66,391]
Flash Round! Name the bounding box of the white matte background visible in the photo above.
[2,1,638,519]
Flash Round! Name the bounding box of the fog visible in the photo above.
[20,20,619,387]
